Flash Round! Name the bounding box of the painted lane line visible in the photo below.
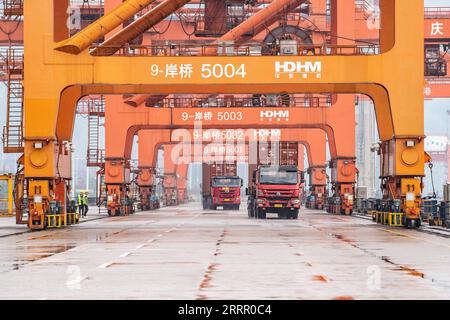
[147,238,156,243]
[97,262,113,269]
[67,276,88,287]
[136,244,145,249]
[119,252,131,258]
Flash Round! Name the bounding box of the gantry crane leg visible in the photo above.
[307,166,327,210]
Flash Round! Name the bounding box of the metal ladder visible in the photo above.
[86,98,105,167]
[2,48,24,153]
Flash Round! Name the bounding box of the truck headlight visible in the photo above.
[292,199,300,204]
[256,198,265,204]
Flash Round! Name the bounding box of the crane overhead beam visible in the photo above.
[122,0,303,108]
[91,0,192,56]
[219,0,304,43]
[55,0,158,54]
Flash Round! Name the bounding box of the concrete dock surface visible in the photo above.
[1,202,450,300]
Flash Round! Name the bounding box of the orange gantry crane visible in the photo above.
[103,91,354,215]
[1,0,426,230]
[136,127,328,212]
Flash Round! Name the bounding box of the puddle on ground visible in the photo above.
[1,244,76,273]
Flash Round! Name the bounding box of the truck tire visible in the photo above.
[257,209,266,219]
[248,204,254,218]
[205,197,212,210]
[292,210,299,220]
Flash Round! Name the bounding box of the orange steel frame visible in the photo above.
[17,0,425,230]
[136,129,325,209]
[122,125,330,212]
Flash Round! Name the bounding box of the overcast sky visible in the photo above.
[426,0,449,6]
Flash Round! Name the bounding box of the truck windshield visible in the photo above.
[212,178,241,187]
[259,169,298,185]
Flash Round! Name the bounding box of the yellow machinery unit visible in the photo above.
[0,174,14,216]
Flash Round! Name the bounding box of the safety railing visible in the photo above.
[155,96,332,108]
[0,175,14,215]
[425,7,450,19]
[87,148,105,167]
[2,125,22,152]
[70,0,104,8]
[355,0,379,19]
[90,43,380,57]
[76,97,105,115]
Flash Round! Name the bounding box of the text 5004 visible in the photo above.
[201,64,247,79]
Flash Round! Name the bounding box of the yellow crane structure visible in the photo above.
[0,174,14,216]
[16,0,425,229]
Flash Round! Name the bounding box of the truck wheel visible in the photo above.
[261,210,267,219]
[248,204,254,218]
[205,197,212,210]
[292,210,299,220]
[257,209,266,219]
[405,218,421,229]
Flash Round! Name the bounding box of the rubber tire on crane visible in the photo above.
[405,218,421,229]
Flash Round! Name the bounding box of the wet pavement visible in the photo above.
[1,202,450,300]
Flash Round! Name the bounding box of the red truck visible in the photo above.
[247,165,303,219]
[202,162,243,210]
[247,142,305,219]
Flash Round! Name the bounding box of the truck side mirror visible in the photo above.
[245,188,249,196]
[241,179,243,187]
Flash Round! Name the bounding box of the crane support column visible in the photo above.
[176,163,189,205]
[163,145,179,206]
[328,157,357,215]
[303,130,327,210]
[24,140,73,230]
[105,96,133,216]
[327,0,357,216]
[136,130,164,211]
[307,166,327,210]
